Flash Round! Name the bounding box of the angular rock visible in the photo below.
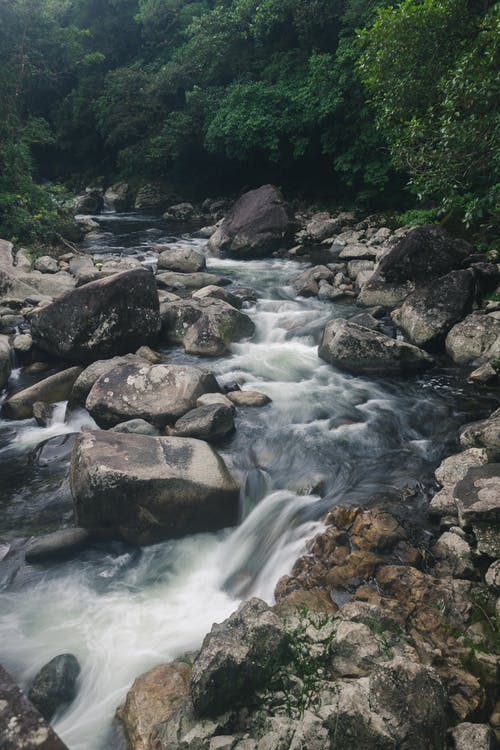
[0,664,69,750]
[291,265,334,297]
[449,722,497,750]
[25,528,89,564]
[433,531,475,579]
[163,202,197,220]
[161,297,254,356]
[446,312,500,364]
[32,401,54,426]
[172,404,234,441]
[454,464,500,557]
[469,362,498,383]
[134,346,162,364]
[104,182,132,212]
[69,354,147,407]
[28,654,80,721]
[190,598,287,717]
[16,271,75,298]
[29,268,160,364]
[73,190,103,214]
[227,391,271,407]
[330,621,385,678]
[86,362,220,428]
[208,185,291,257]
[110,419,160,436]
[196,393,235,410]
[485,561,500,594]
[0,333,11,388]
[192,285,242,309]
[70,431,240,544]
[157,246,206,273]
[460,408,500,459]
[318,319,433,375]
[392,270,475,350]
[34,256,58,274]
[1,367,82,420]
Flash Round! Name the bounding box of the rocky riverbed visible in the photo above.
[0,184,499,750]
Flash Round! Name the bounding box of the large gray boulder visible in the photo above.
[0,334,11,388]
[85,362,220,428]
[208,185,291,257]
[70,431,239,544]
[29,268,160,364]
[69,354,148,407]
[189,598,288,717]
[157,246,206,273]
[172,404,234,441]
[1,366,82,420]
[392,270,475,350]
[291,265,335,297]
[454,463,500,557]
[28,654,80,721]
[161,297,255,356]
[318,319,434,375]
[103,182,132,212]
[460,407,500,458]
[445,312,500,364]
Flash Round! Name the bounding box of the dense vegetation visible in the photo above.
[0,0,498,244]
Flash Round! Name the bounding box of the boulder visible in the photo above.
[196,393,235,410]
[485,560,500,594]
[134,183,170,210]
[0,267,49,307]
[25,528,89,564]
[156,271,230,293]
[104,182,132,212]
[0,334,11,388]
[392,270,475,349]
[446,312,500,364]
[192,285,243,309]
[227,391,271,407]
[73,189,103,214]
[86,362,220,428]
[208,185,291,257]
[16,270,75,298]
[433,531,475,579]
[291,265,335,297]
[460,408,500,459]
[454,464,500,557]
[75,258,142,287]
[70,431,239,544]
[163,202,197,220]
[34,256,58,274]
[0,664,69,750]
[299,212,341,243]
[449,722,497,750]
[157,246,206,273]
[330,621,386,678]
[69,354,147,407]
[189,598,288,717]
[110,419,160,436]
[161,297,255,356]
[172,404,234,441]
[1,367,82,420]
[32,401,54,426]
[135,346,162,364]
[28,654,80,721]
[29,268,160,364]
[116,662,191,750]
[318,319,434,375]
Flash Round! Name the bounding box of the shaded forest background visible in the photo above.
[0,0,498,243]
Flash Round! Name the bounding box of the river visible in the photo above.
[0,212,497,749]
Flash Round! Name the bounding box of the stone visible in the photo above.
[25,528,89,564]
[16,271,75,298]
[469,362,498,383]
[208,185,291,257]
[156,271,230,293]
[163,202,197,220]
[192,285,243,309]
[435,448,491,487]
[0,664,69,750]
[392,270,475,350]
[454,464,500,557]
[190,598,287,717]
[12,333,33,355]
[1,367,82,420]
[69,354,147,407]
[460,408,500,459]
[161,297,255,356]
[134,183,170,210]
[446,312,500,364]
[32,402,54,427]
[28,654,80,721]
[0,268,49,307]
[110,419,160,436]
[485,561,500,593]
[348,312,379,330]
[135,345,162,364]
[318,319,434,375]
[75,258,143,287]
[34,256,58,274]
[227,391,271,407]
[103,182,132,212]
[448,722,497,750]
[196,393,235,410]
[172,404,234,442]
[86,362,220,428]
[29,268,160,364]
[0,334,11,388]
[116,662,191,750]
[157,246,206,273]
[70,431,239,544]
[73,190,103,214]
[433,531,475,578]
[299,212,341,243]
[330,621,386,678]
[291,265,334,297]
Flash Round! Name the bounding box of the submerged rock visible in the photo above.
[70,431,239,544]
[28,654,80,721]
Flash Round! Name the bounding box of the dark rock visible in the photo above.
[189,598,288,716]
[29,268,160,365]
[156,246,206,273]
[32,433,78,468]
[28,654,80,721]
[292,265,334,297]
[134,183,171,210]
[25,528,89,564]
[73,190,103,214]
[70,431,240,544]
[318,319,434,375]
[1,367,82,420]
[208,185,291,257]
[104,182,132,212]
[226,390,271,407]
[172,404,234,441]
[0,664,69,749]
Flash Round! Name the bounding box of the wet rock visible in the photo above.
[190,598,288,717]
[469,362,498,383]
[192,285,243,309]
[32,401,54,427]
[446,312,500,364]
[156,271,230,293]
[318,319,433,375]
[172,404,234,441]
[29,268,160,365]
[448,722,497,750]
[196,392,235,410]
[13,333,33,357]
[33,433,77,468]
[135,345,162,364]
[348,312,379,330]
[69,354,147,407]
[161,297,254,356]
[227,391,271,407]
[0,664,69,749]
[157,246,206,273]
[104,182,132,212]
[34,256,58,274]
[1,367,82,420]
[71,431,239,544]
[460,408,500,459]
[231,287,258,305]
[28,654,80,721]
[291,265,334,297]
[110,419,160,436]
[25,528,89,564]
[208,185,291,257]
[0,333,11,388]
[86,362,220,428]
[392,270,475,350]
[73,189,103,214]
[116,662,191,750]
[454,464,500,557]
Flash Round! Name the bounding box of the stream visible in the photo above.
[0,212,498,749]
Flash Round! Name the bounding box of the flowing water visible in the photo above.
[0,212,498,749]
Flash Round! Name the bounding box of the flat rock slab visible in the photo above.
[86,362,220,428]
[0,664,69,750]
[70,431,240,544]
